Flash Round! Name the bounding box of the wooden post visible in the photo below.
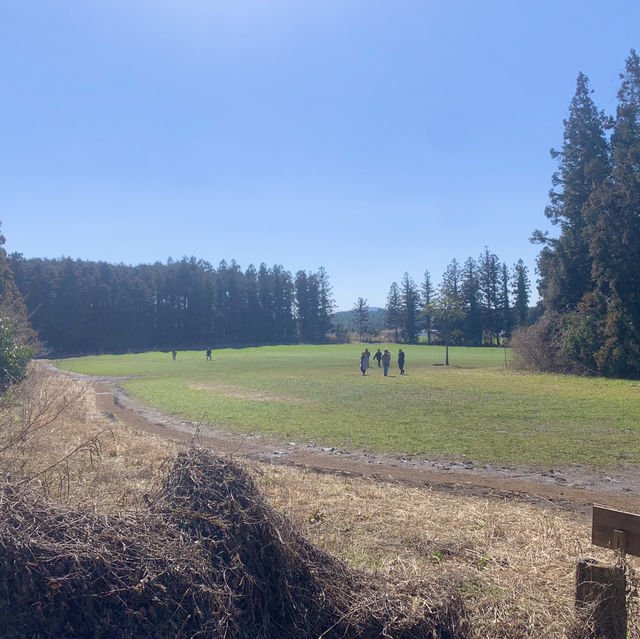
[575,558,626,639]
[578,505,640,639]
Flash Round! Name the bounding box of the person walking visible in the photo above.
[373,349,382,367]
[381,348,391,376]
[360,351,370,375]
[398,348,405,375]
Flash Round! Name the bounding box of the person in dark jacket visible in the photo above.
[373,349,382,367]
[398,348,405,375]
[381,348,391,376]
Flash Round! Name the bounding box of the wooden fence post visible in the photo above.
[575,558,626,638]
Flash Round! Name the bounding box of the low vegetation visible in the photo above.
[60,345,640,469]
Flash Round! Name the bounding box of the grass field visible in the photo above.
[58,344,640,469]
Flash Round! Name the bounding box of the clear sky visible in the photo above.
[1,1,638,311]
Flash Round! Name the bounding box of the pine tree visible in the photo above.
[440,259,461,301]
[499,263,512,339]
[535,72,610,313]
[385,282,401,343]
[585,50,640,376]
[316,267,335,341]
[353,297,369,341]
[400,273,419,343]
[512,259,530,327]
[478,248,500,344]
[460,258,482,345]
[420,270,434,344]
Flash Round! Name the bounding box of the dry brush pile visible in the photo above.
[0,447,468,638]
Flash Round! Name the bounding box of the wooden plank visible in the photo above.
[592,504,640,557]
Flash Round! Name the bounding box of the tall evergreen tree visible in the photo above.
[512,259,530,327]
[400,272,419,343]
[384,282,401,343]
[440,259,461,301]
[499,263,512,339]
[534,71,611,313]
[478,248,500,344]
[460,258,482,345]
[353,297,369,341]
[315,267,335,341]
[584,50,640,376]
[420,270,434,344]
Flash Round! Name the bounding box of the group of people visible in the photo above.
[171,347,213,360]
[360,347,405,376]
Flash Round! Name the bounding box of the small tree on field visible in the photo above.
[429,295,464,366]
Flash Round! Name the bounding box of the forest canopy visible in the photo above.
[9,256,334,356]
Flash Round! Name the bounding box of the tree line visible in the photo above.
[352,249,531,345]
[8,255,334,356]
[518,49,640,378]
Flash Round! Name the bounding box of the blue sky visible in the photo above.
[1,1,638,311]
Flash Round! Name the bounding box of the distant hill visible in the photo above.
[332,307,385,331]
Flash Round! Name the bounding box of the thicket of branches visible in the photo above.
[0,446,469,639]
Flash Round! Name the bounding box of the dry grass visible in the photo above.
[1,363,638,638]
[0,363,175,509]
[256,465,640,638]
[187,380,310,405]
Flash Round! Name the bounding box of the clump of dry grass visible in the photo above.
[256,465,640,638]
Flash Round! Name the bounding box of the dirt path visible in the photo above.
[51,362,640,514]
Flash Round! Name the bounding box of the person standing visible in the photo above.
[381,348,391,376]
[360,351,370,375]
[206,347,212,360]
[398,348,405,375]
[172,350,177,361]
[373,349,382,367]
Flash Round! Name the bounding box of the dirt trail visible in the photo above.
[49,361,640,514]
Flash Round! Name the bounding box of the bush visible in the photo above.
[510,312,572,373]
[0,318,32,388]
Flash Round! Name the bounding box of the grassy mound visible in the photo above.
[0,447,468,638]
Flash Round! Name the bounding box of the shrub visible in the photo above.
[0,318,32,388]
[510,312,572,373]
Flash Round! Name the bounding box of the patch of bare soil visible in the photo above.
[187,381,308,405]
[47,361,640,515]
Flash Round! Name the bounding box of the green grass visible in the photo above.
[58,344,640,469]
